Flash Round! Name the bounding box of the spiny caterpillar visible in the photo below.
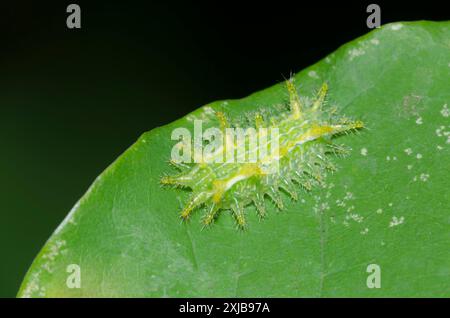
[161,79,363,228]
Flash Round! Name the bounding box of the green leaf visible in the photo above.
[18,21,450,297]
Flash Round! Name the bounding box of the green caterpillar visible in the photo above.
[162,79,363,228]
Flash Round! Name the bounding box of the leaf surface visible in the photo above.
[19,21,450,297]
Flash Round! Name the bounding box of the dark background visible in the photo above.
[0,1,446,297]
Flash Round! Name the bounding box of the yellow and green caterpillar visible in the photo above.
[161,79,363,228]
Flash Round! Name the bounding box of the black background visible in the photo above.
[0,0,447,297]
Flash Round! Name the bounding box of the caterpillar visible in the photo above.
[161,79,363,228]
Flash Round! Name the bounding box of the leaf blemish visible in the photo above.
[390,23,404,31]
[360,147,368,156]
[308,71,319,79]
[441,104,449,118]
[389,216,405,227]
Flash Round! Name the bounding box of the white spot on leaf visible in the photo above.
[389,216,405,227]
[415,117,423,125]
[348,48,365,60]
[390,23,403,31]
[360,148,368,156]
[308,71,319,79]
[441,104,449,117]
